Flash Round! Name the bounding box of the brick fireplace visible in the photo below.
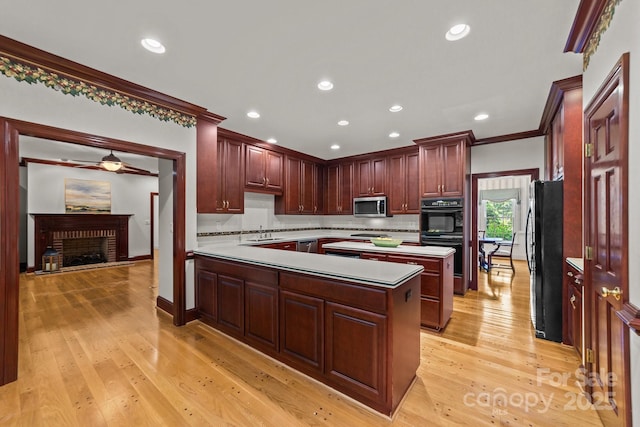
[32,214,132,271]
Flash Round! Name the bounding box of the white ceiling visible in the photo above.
[3,1,582,160]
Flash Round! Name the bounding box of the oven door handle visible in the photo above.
[421,209,461,214]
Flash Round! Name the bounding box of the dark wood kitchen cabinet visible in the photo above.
[355,156,386,197]
[195,256,279,355]
[416,139,466,198]
[245,145,284,194]
[388,149,420,214]
[195,254,420,416]
[279,290,324,372]
[565,261,583,358]
[325,301,387,403]
[214,137,244,213]
[387,254,453,330]
[276,156,323,214]
[326,161,354,214]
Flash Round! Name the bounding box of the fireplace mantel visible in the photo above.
[31,214,132,271]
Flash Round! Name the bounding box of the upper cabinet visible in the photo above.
[276,156,324,215]
[215,137,244,213]
[196,114,226,213]
[415,137,468,198]
[326,162,354,215]
[355,157,386,197]
[387,149,420,214]
[245,145,284,195]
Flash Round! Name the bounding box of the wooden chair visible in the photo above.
[488,232,516,272]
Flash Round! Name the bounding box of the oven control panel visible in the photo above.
[420,198,463,208]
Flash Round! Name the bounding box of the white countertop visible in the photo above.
[194,244,424,288]
[566,257,584,273]
[322,241,456,258]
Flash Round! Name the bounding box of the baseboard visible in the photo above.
[156,296,199,323]
[129,254,152,262]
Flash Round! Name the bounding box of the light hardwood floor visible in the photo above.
[0,259,604,426]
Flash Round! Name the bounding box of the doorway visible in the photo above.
[0,117,187,385]
[471,168,539,291]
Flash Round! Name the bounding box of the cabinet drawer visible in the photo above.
[421,272,440,299]
[387,254,440,272]
[420,298,440,328]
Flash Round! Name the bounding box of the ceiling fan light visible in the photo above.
[101,160,123,171]
[100,151,123,171]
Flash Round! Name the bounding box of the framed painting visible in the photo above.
[65,178,111,213]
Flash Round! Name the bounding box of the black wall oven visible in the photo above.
[420,198,464,277]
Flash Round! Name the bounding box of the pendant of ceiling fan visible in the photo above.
[100,150,123,171]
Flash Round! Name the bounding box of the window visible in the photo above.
[484,199,514,240]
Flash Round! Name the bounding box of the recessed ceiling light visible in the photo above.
[266,138,277,144]
[474,113,489,121]
[445,24,470,41]
[389,105,403,112]
[140,38,166,54]
[389,132,400,138]
[337,120,349,126]
[330,144,340,150]
[317,80,334,91]
[247,111,260,119]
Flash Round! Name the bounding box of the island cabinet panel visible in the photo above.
[387,253,453,330]
[279,290,324,372]
[245,281,279,352]
[325,302,387,404]
[216,275,244,338]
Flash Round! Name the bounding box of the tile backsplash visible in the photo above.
[197,192,419,241]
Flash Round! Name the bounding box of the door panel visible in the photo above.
[584,54,629,427]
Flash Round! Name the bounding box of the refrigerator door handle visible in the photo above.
[525,207,533,274]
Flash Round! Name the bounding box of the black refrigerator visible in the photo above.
[525,180,563,342]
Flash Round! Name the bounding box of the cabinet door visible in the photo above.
[360,252,387,262]
[216,274,244,337]
[371,157,386,196]
[245,281,278,352]
[245,145,267,190]
[326,164,340,214]
[339,162,354,214]
[279,290,324,372]
[325,302,387,403]
[283,156,302,213]
[265,149,284,193]
[440,140,464,197]
[313,163,324,214]
[196,269,217,323]
[300,159,315,214]
[387,154,406,214]
[221,139,244,213]
[419,144,442,198]
[405,151,420,213]
[355,160,372,196]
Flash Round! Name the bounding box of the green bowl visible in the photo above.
[370,238,403,247]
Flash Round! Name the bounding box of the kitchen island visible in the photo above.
[193,244,424,416]
[322,241,455,330]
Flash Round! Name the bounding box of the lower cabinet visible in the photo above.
[279,290,324,372]
[325,302,387,404]
[194,254,420,416]
[565,262,583,357]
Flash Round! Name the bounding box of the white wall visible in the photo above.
[0,74,196,306]
[23,162,157,265]
[580,0,640,424]
[471,136,546,176]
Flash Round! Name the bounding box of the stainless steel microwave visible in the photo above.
[353,196,390,217]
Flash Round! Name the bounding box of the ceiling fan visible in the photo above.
[65,150,152,174]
